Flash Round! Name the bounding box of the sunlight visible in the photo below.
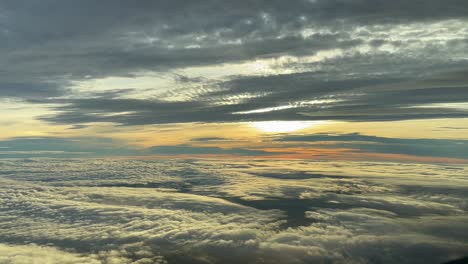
[250,121,326,133]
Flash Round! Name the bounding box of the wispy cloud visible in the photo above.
[1,1,467,126]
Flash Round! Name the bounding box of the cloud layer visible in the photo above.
[1,0,468,125]
[1,158,468,263]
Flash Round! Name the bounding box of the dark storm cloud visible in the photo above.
[1,0,468,124]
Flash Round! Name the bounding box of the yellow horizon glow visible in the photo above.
[249,121,327,133]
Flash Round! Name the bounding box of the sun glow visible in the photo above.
[250,121,326,133]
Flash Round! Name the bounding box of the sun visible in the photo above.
[250,121,325,133]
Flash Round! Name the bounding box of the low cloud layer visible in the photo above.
[1,158,467,263]
[0,137,281,158]
[275,133,468,160]
[1,134,467,162]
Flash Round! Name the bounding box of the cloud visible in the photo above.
[1,158,468,263]
[149,144,277,156]
[0,137,284,158]
[275,133,468,160]
[2,2,468,262]
[0,137,145,158]
[190,137,232,142]
[0,243,168,264]
[0,243,101,264]
[1,1,467,125]
[32,64,468,125]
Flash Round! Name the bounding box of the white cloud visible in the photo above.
[0,159,468,263]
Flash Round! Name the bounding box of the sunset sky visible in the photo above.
[1,1,468,264]
[1,0,468,163]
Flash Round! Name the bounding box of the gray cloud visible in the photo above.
[0,137,144,158]
[275,133,468,159]
[0,137,279,158]
[34,61,468,125]
[149,144,274,156]
[1,1,467,125]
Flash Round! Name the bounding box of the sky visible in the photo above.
[1,0,468,162]
[1,1,468,264]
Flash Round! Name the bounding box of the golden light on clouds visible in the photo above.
[249,121,327,133]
